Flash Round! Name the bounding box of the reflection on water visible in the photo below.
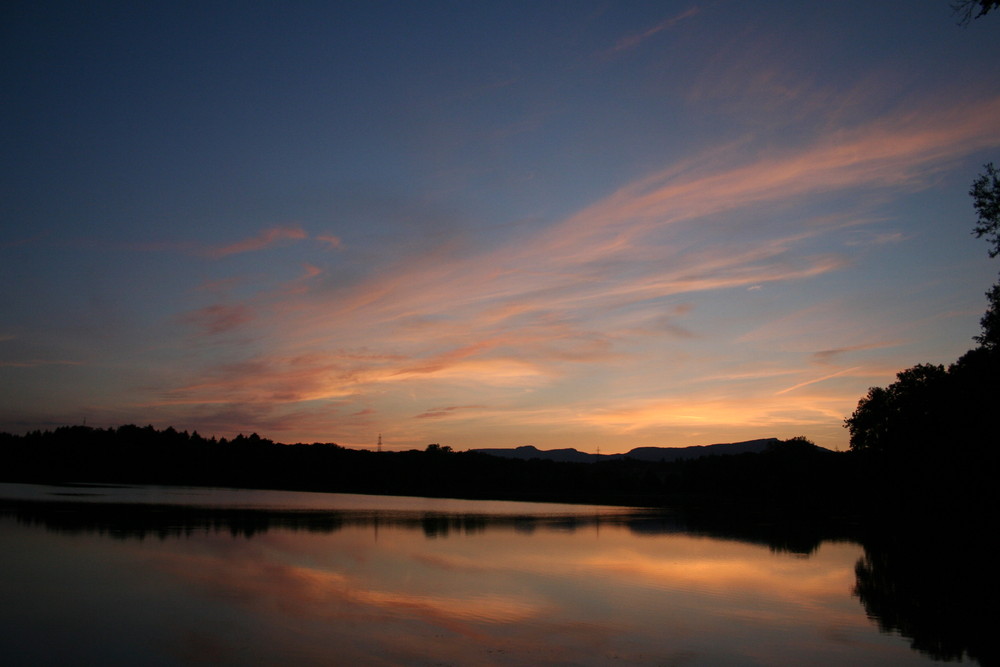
[0,484,983,666]
[853,532,994,666]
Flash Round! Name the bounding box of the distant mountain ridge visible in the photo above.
[471,438,781,463]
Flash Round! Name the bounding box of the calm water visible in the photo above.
[0,483,982,666]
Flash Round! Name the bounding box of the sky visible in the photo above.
[2,1,999,452]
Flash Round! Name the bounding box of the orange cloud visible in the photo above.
[575,388,861,434]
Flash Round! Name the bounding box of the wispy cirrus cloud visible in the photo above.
[315,234,343,250]
[0,359,82,368]
[844,230,906,247]
[151,90,1000,449]
[206,225,308,258]
[607,7,700,55]
[811,342,899,366]
[414,405,487,420]
[179,303,255,335]
[542,95,1000,259]
[774,367,862,396]
[1,233,49,249]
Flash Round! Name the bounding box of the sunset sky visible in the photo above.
[3,2,999,452]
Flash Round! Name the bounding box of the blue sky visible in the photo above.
[2,1,999,451]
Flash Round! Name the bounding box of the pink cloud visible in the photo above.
[207,225,308,258]
[540,95,1000,260]
[1,232,49,248]
[179,303,255,335]
[0,359,82,368]
[195,276,245,292]
[316,234,343,250]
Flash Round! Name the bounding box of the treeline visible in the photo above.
[0,426,881,518]
[2,422,996,522]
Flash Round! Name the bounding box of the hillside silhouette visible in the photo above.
[472,438,782,463]
[0,425,846,512]
[2,424,989,522]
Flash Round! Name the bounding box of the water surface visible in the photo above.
[0,483,970,666]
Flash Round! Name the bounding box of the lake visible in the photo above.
[0,483,985,666]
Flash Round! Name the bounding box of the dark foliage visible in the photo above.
[840,164,1000,518]
[844,363,949,457]
[977,281,1000,350]
[970,163,1000,257]
[969,163,1000,349]
[952,0,1000,24]
[843,348,999,515]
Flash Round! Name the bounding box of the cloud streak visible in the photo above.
[0,359,82,368]
[206,225,308,258]
[607,7,700,54]
[544,95,1000,258]
[179,303,255,335]
[414,405,486,420]
[144,90,1000,448]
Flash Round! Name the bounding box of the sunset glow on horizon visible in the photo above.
[2,2,999,452]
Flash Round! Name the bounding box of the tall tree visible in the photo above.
[976,283,1000,350]
[845,364,948,455]
[970,163,1000,349]
[970,163,1000,257]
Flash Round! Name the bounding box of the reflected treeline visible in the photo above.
[0,498,671,541]
[853,530,996,666]
[665,508,850,556]
[0,496,830,555]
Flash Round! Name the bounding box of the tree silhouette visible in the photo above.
[844,364,948,456]
[976,282,1000,350]
[969,163,1000,348]
[952,0,1000,25]
[970,163,1000,256]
